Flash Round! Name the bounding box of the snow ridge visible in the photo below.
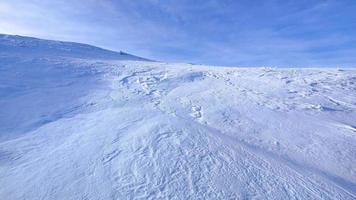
[0,34,149,60]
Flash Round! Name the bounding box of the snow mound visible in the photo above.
[0,35,356,200]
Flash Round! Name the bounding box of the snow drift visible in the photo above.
[0,34,355,199]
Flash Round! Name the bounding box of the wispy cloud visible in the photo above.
[0,0,355,67]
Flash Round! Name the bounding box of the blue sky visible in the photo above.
[0,0,356,67]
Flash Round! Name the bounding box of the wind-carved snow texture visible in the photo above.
[0,35,356,200]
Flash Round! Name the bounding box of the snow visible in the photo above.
[0,34,355,199]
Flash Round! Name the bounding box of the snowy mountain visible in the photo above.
[0,34,355,199]
[0,34,149,60]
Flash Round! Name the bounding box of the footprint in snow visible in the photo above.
[190,106,203,119]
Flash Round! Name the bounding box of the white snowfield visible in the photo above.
[0,35,356,200]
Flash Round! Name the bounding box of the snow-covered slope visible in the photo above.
[0,35,355,199]
[0,34,147,140]
[0,34,149,60]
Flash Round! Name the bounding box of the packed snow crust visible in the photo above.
[0,35,356,199]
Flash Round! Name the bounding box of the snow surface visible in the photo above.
[0,34,356,199]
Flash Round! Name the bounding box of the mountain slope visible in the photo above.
[0,34,148,140]
[0,35,355,200]
[0,34,149,60]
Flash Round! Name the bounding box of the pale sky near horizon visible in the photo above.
[0,0,356,67]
